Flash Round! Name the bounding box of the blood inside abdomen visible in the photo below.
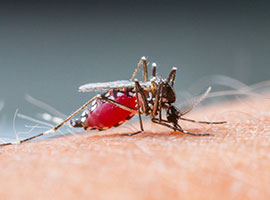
[86,95,137,130]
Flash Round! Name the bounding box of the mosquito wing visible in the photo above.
[79,80,136,92]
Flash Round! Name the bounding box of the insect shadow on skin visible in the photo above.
[0,57,226,146]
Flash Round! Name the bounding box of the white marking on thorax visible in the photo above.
[117,92,124,97]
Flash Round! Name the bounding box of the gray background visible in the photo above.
[0,1,270,138]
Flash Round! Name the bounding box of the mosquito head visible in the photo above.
[161,82,176,103]
[166,105,180,125]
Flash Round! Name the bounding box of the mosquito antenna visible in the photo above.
[25,94,67,119]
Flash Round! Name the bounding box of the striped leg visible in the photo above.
[167,67,177,87]
[151,117,212,136]
[0,96,98,146]
[131,56,148,82]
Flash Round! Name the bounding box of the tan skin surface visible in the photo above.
[0,96,269,200]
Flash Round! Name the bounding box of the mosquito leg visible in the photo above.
[134,80,150,114]
[151,117,212,136]
[0,96,98,146]
[99,88,144,136]
[131,57,143,81]
[158,83,164,122]
[142,57,148,81]
[167,67,177,87]
[179,117,226,124]
[152,117,184,130]
[126,80,155,136]
[175,123,212,136]
[152,63,157,77]
[135,81,144,132]
[121,80,152,136]
[100,87,150,137]
[99,84,152,116]
[124,82,145,136]
[152,117,176,130]
[120,81,146,136]
[154,117,183,128]
[152,82,163,116]
[99,95,138,114]
[150,81,165,122]
[131,56,148,81]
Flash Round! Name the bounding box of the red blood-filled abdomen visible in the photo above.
[85,92,137,130]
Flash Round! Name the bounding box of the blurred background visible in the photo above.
[0,0,270,139]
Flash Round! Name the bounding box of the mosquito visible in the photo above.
[0,56,226,146]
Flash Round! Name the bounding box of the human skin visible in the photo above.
[0,95,269,200]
